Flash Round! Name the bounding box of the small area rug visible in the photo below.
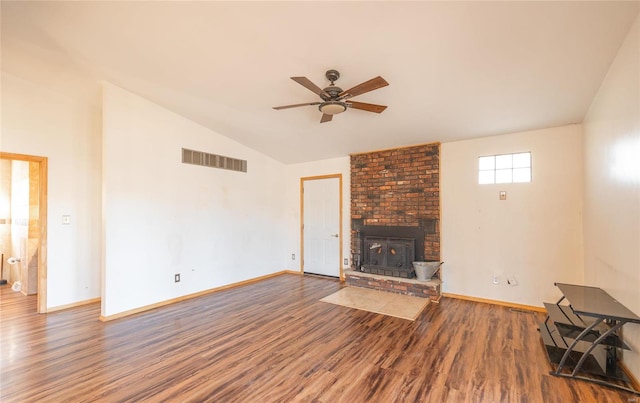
[320,287,429,321]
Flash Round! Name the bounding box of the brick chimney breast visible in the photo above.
[350,143,441,266]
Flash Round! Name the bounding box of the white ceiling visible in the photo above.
[2,1,638,164]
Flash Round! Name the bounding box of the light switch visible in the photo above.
[499,191,507,200]
[62,215,71,225]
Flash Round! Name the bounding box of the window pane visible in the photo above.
[478,152,532,185]
[513,167,531,182]
[479,170,495,184]
[479,156,495,170]
[495,154,512,169]
[495,169,512,183]
[513,152,531,168]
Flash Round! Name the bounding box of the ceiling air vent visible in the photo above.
[182,148,247,173]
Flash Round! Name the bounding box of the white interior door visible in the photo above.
[302,176,341,277]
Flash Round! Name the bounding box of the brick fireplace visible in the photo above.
[348,143,441,298]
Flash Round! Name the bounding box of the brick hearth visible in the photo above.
[345,269,442,302]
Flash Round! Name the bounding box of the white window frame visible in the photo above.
[478,152,531,184]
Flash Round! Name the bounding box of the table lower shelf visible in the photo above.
[539,320,630,382]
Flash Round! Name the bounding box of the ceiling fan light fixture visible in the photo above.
[273,70,388,122]
[319,101,347,115]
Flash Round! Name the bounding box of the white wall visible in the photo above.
[0,72,102,308]
[102,83,287,317]
[441,125,584,306]
[583,16,640,381]
[283,157,351,273]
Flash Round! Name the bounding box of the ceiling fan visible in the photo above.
[273,69,389,123]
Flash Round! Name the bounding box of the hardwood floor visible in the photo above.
[0,274,634,402]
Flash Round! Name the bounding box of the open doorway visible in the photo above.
[0,152,47,313]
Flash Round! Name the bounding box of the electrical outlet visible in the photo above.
[174,273,180,283]
[292,254,295,260]
[344,258,348,265]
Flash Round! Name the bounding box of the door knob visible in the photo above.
[330,234,339,238]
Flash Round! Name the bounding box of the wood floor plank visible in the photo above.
[0,274,635,402]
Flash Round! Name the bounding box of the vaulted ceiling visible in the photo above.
[2,1,638,164]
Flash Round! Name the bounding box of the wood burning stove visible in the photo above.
[352,225,426,279]
[361,236,415,278]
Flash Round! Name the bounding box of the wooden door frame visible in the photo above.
[1,152,48,313]
[300,174,343,280]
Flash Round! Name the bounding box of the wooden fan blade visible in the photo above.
[291,77,329,98]
[348,101,388,113]
[339,76,389,99]
[320,113,333,123]
[273,102,320,110]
